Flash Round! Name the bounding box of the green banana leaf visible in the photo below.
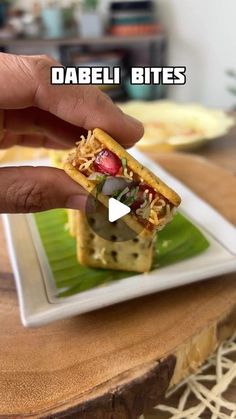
[34,210,209,297]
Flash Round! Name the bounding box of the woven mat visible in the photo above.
[141,333,236,419]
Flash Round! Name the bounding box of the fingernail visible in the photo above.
[66,194,87,211]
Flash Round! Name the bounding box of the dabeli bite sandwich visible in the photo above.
[64,128,181,233]
[64,129,181,272]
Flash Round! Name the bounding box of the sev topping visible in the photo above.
[93,247,107,265]
[123,167,134,180]
[73,130,103,174]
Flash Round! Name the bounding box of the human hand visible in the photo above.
[0,53,143,213]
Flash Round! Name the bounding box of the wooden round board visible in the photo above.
[0,152,236,418]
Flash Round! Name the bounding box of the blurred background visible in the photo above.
[0,0,235,108]
[0,0,235,164]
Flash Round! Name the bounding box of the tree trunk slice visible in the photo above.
[0,152,236,419]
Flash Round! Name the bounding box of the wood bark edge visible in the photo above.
[28,305,236,419]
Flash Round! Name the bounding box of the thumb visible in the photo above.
[0,166,87,213]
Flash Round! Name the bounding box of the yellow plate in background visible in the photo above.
[0,147,49,164]
[0,101,234,163]
[119,101,235,151]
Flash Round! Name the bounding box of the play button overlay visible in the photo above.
[85,185,150,242]
[108,198,130,223]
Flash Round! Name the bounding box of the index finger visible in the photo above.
[0,53,144,147]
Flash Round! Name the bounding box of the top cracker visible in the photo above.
[64,128,181,235]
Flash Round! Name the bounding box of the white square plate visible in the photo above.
[2,149,236,327]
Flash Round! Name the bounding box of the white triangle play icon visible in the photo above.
[108,198,131,223]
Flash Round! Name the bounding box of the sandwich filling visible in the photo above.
[69,131,176,231]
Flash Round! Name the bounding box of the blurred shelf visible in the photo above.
[0,33,164,47]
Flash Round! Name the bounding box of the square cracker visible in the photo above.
[67,209,78,237]
[50,150,78,238]
[76,211,156,273]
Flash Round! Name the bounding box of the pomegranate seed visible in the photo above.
[94,149,122,176]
